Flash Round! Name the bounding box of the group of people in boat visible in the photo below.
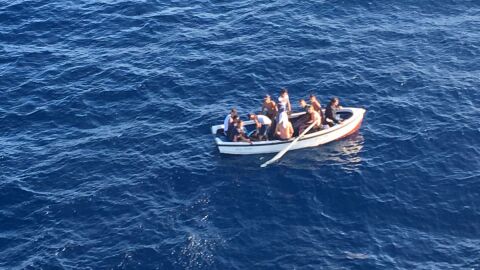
[223,88,343,143]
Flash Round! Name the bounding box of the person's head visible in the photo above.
[231,115,239,122]
[307,105,314,113]
[264,95,271,103]
[247,113,256,120]
[280,88,288,97]
[230,108,237,116]
[309,94,317,102]
[237,120,244,128]
[330,97,339,106]
[299,99,307,108]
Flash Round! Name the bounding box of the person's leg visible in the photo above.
[267,113,275,122]
[239,135,250,142]
[269,120,276,138]
[260,125,268,140]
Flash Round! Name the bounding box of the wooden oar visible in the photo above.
[260,122,316,167]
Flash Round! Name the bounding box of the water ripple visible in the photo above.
[1,0,480,269]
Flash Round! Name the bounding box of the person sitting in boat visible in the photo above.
[299,105,322,134]
[248,113,272,141]
[223,108,238,135]
[232,120,252,143]
[277,88,292,116]
[310,94,327,127]
[275,111,294,140]
[261,95,278,121]
[293,99,311,132]
[325,97,343,127]
[226,115,239,141]
[299,99,309,112]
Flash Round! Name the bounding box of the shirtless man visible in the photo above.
[310,94,326,126]
[275,112,294,140]
[299,105,322,134]
[309,94,321,112]
[261,95,278,121]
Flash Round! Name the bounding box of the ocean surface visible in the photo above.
[1,0,480,269]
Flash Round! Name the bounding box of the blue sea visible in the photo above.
[1,0,480,269]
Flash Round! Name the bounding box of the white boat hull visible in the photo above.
[212,107,366,155]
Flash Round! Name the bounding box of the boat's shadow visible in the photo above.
[267,132,365,172]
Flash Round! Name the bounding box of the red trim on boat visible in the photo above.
[338,115,364,140]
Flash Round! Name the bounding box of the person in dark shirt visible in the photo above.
[233,120,252,143]
[325,97,343,127]
[227,115,239,141]
[223,108,237,135]
[293,99,311,133]
[299,99,309,112]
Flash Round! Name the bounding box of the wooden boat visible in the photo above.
[211,107,366,155]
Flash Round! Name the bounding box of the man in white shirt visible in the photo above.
[248,113,272,140]
[277,88,292,115]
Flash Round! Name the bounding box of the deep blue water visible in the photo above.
[1,0,480,269]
